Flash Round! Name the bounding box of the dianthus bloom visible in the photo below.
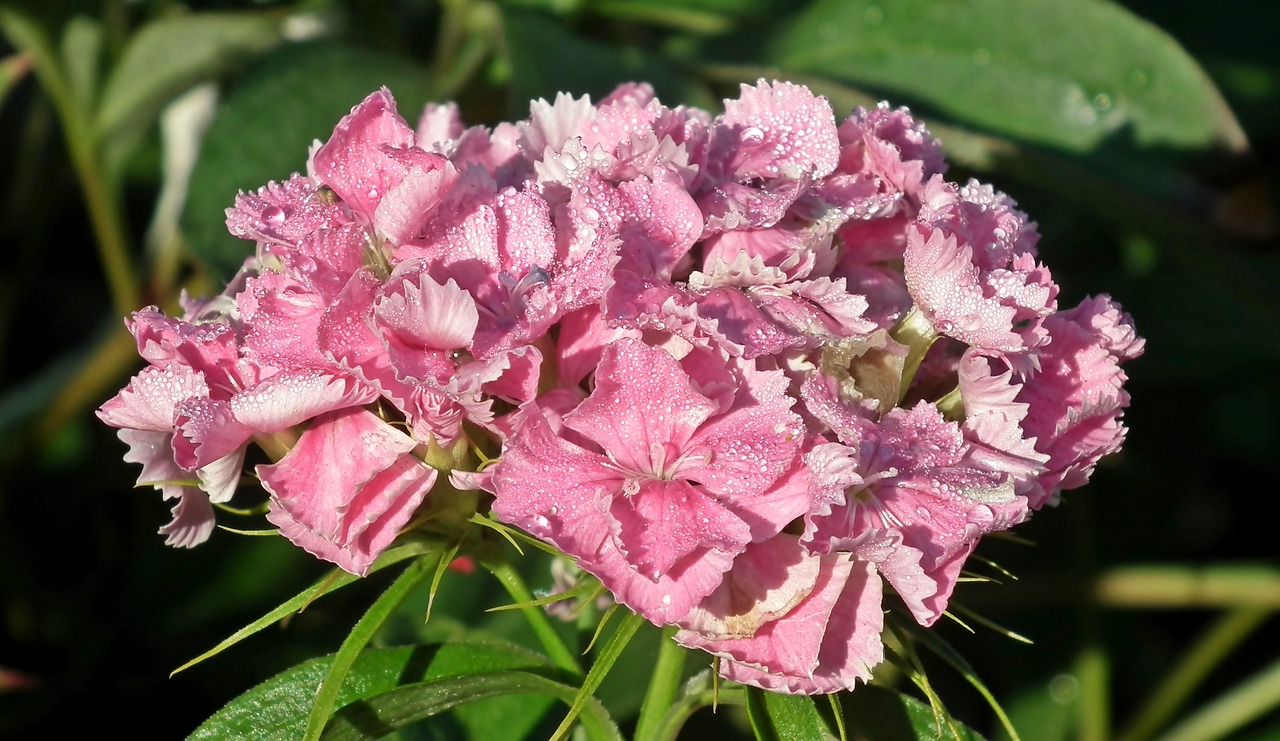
[98,79,1141,694]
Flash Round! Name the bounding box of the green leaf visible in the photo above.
[841,685,988,741]
[765,0,1246,153]
[587,0,794,34]
[908,625,1020,740]
[94,10,285,142]
[501,8,713,117]
[321,670,625,741]
[745,686,831,741]
[182,41,437,280]
[189,641,562,741]
[58,14,100,117]
[548,609,644,741]
[302,553,445,741]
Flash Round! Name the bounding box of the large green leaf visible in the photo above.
[182,41,437,280]
[95,10,285,141]
[321,671,624,741]
[501,8,713,118]
[188,642,561,741]
[745,687,831,741]
[765,0,1246,153]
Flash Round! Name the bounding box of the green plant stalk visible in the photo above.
[650,687,746,741]
[1158,656,1280,741]
[0,10,138,316]
[550,610,645,741]
[484,556,583,677]
[1074,639,1111,741]
[302,552,445,741]
[1118,607,1273,741]
[634,625,686,741]
[1072,497,1111,741]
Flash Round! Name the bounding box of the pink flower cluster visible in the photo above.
[98,80,1142,694]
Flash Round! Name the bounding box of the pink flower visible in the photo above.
[1013,295,1143,508]
[491,338,807,623]
[904,177,1057,355]
[802,384,1028,625]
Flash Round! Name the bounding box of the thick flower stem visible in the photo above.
[633,625,686,741]
[484,556,583,678]
[890,306,939,402]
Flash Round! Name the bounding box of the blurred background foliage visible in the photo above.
[0,0,1277,738]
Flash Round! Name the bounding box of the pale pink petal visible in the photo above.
[678,535,822,640]
[373,149,456,245]
[415,101,463,150]
[230,368,377,432]
[718,80,840,180]
[679,549,884,694]
[97,365,209,432]
[157,487,217,549]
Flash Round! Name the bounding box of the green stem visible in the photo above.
[889,306,939,401]
[1072,495,1111,741]
[1117,608,1272,741]
[0,9,138,315]
[69,111,138,315]
[648,688,747,741]
[1159,656,1280,741]
[550,610,644,741]
[302,552,444,741]
[634,625,686,741]
[484,556,582,677]
[1074,639,1111,741]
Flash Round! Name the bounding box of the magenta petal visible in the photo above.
[491,406,620,550]
[225,174,347,248]
[720,79,840,180]
[173,397,249,470]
